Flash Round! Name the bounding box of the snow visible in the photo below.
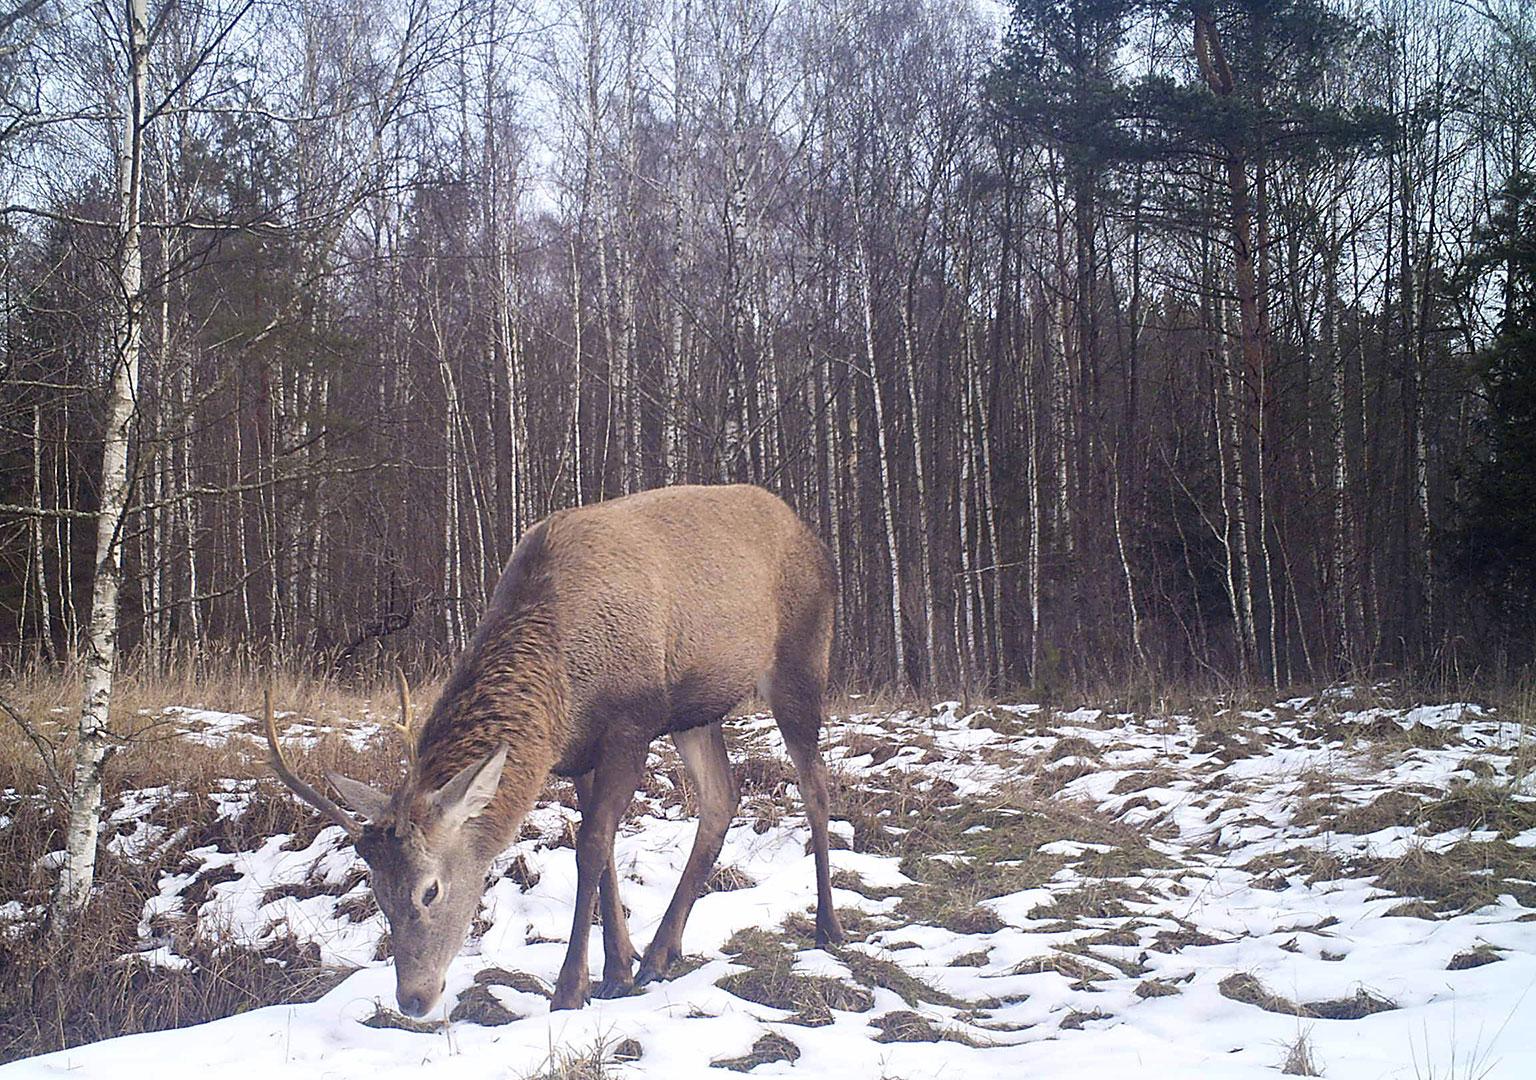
[165,706,382,752]
[5,694,1536,1079]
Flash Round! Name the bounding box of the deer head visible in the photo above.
[263,678,508,1017]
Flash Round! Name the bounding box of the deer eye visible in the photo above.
[421,881,440,907]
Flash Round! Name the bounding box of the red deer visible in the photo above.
[265,484,845,1013]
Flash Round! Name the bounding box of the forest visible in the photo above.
[2,0,1534,695]
[3,2,1536,1073]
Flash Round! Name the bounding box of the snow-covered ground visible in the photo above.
[5,692,1536,1079]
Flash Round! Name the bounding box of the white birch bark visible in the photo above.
[1026,316,1043,684]
[31,407,52,657]
[232,400,253,637]
[1217,300,1258,676]
[54,0,149,922]
[433,294,465,651]
[958,353,977,688]
[1111,458,1147,670]
[898,305,936,685]
[569,235,585,506]
[1209,286,1248,678]
[854,216,906,690]
[1325,231,1348,660]
[55,413,79,657]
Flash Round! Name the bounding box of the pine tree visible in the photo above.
[1459,170,1536,639]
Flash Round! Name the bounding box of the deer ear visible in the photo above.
[326,772,393,823]
[428,745,507,827]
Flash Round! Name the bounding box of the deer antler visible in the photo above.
[393,666,418,770]
[263,687,363,838]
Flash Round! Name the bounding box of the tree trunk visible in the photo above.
[31,407,53,659]
[855,214,906,690]
[54,0,149,924]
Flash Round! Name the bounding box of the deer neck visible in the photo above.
[414,594,572,855]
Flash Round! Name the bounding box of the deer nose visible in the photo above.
[397,978,445,1018]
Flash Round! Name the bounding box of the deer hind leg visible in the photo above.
[636,720,739,986]
[769,665,846,949]
[552,743,646,1011]
[572,772,639,999]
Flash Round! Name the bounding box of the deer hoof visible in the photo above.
[595,973,635,999]
[550,981,590,1012]
[635,947,678,986]
[816,916,847,949]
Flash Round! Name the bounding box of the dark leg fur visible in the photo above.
[637,721,739,984]
[770,666,846,949]
[572,772,640,998]
[552,745,646,1010]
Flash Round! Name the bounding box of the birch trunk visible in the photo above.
[1049,220,1073,548]
[31,407,52,658]
[1111,457,1147,670]
[958,350,977,688]
[1026,308,1043,683]
[232,396,253,637]
[1196,12,1269,681]
[434,296,466,651]
[569,235,585,507]
[855,216,906,690]
[898,305,936,686]
[54,0,149,922]
[55,410,79,657]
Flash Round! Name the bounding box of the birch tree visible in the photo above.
[53,0,151,922]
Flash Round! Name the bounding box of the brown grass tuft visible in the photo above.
[450,983,522,1025]
[1219,973,1395,1020]
[1280,1028,1324,1075]
[716,929,874,1014]
[710,1032,801,1071]
[1446,945,1502,970]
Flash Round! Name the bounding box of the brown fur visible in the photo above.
[409,483,834,834]
[405,524,571,848]
[328,484,842,1014]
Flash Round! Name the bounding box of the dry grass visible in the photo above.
[361,1006,441,1033]
[1417,783,1536,837]
[1,914,351,1061]
[874,778,1162,935]
[704,864,757,893]
[715,928,875,1014]
[710,1032,801,1071]
[948,949,991,968]
[2,647,431,741]
[0,660,408,1065]
[1330,790,1426,834]
[1,655,410,811]
[1218,973,1396,1020]
[1368,839,1536,912]
[836,947,967,1008]
[450,982,523,1025]
[473,966,553,998]
[521,1038,627,1080]
[868,1009,988,1046]
[1010,952,1116,984]
[1446,945,1503,971]
[1280,1027,1324,1075]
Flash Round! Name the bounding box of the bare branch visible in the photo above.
[0,693,66,792]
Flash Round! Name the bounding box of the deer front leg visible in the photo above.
[552,750,643,1011]
[594,851,638,997]
[574,772,639,999]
